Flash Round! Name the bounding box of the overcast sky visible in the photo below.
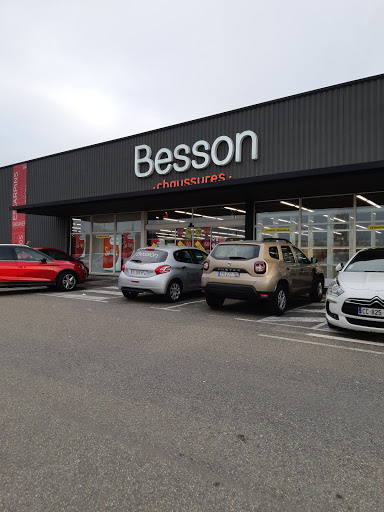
[0,0,382,168]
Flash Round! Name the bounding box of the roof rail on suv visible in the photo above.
[261,237,291,243]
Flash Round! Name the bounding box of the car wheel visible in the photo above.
[56,271,78,291]
[309,277,323,302]
[122,290,139,299]
[205,292,225,308]
[268,283,287,316]
[165,280,182,302]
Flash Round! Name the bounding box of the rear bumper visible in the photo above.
[204,282,273,300]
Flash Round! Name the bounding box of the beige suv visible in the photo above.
[201,238,324,315]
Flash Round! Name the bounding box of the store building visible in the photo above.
[1,74,383,284]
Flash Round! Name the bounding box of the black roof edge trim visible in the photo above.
[10,160,384,213]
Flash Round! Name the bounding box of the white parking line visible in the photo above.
[235,318,320,330]
[259,334,384,355]
[149,307,182,311]
[85,289,122,296]
[296,303,325,308]
[49,294,108,302]
[294,308,325,313]
[261,316,324,323]
[308,332,384,347]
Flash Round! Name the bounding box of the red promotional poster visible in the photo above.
[103,237,120,269]
[176,228,184,238]
[123,233,134,259]
[203,227,211,236]
[184,240,192,247]
[74,234,86,258]
[11,164,27,244]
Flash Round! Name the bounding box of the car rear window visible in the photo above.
[130,249,168,263]
[345,250,384,272]
[211,244,260,260]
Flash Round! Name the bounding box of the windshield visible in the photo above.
[345,250,384,272]
[211,244,260,260]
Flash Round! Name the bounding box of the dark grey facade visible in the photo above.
[1,74,384,258]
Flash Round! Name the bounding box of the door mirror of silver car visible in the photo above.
[335,262,344,272]
[310,257,317,263]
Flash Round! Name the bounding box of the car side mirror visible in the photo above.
[40,257,47,264]
[335,262,344,272]
[310,257,317,263]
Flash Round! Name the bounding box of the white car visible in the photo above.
[326,248,384,333]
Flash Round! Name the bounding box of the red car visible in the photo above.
[35,247,89,278]
[0,244,87,291]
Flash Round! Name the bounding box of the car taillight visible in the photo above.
[254,261,266,274]
[203,259,210,271]
[155,264,171,275]
[122,263,125,272]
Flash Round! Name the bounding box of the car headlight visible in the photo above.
[327,278,345,297]
[77,264,85,269]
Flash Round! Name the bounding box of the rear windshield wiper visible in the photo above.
[363,270,384,272]
[228,256,248,260]
[131,259,142,263]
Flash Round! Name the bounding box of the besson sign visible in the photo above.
[134,130,258,178]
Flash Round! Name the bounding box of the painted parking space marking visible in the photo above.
[150,299,206,311]
[235,318,320,330]
[85,289,122,296]
[308,332,384,347]
[259,334,384,356]
[261,316,325,323]
[49,293,108,302]
[294,308,326,313]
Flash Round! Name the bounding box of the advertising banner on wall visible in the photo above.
[11,163,27,244]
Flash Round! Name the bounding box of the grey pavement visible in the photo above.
[0,286,383,511]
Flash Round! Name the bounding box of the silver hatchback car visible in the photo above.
[118,245,208,302]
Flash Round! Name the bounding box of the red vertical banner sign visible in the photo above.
[12,164,27,244]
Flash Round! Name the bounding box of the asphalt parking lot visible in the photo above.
[1,278,383,511]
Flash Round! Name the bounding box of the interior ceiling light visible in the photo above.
[201,215,223,220]
[356,195,381,208]
[356,225,368,230]
[224,206,246,213]
[72,218,81,221]
[280,200,314,213]
[278,219,290,223]
[218,226,245,232]
[175,210,192,215]
[333,217,346,223]
[333,231,342,235]
[165,218,186,222]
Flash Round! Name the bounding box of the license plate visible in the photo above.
[130,269,148,277]
[218,271,240,278]
[358,307,384,317]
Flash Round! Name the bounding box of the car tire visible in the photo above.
[56,271,78,291]
[165,280,182,302]
[205,292,225,308]
[309,276,323,302]
[122,290,139,299]
[268,282,287,316]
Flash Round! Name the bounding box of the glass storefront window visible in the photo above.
[70,216,90,268]
[356,192,384,249]
[117,212,141,269]
[255,199,299,245]
[146,204,246,252]
[255,196,354,281]
[92,214,114,233]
